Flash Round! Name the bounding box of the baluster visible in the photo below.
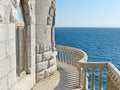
[78,56,81,61]
[110,78,113,90]
[66,52,69,64]
[64,51,66,62]
[74,54,77,66]
[98,67,103,90]
[57,50,59,60]
[106,74,110,90]
[72,53,74,65]
[58,49,60,61]
[70,53,72,64]
[82,68,84,86]
[78,67,82,88]
[83,67,87,90]
[62,50,64,62]
[59,50,61,61]
[63,51,66,62]
[90,68,95,90]
[72,53,75,65]
[69,53,71,64]
[71,53,73,65]
[68,52,70,64]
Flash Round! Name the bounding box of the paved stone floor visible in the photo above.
[32,61,79,90]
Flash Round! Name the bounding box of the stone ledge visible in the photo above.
[11,75,35,90]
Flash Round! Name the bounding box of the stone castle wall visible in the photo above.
[0,0,36,90]
[35,0,57,82]
[0,0,57,89]
[0,24,17,90]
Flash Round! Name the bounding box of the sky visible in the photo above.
[56,0,120,27]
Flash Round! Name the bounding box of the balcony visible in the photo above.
[33,45,120,90]
[56,45,120,90]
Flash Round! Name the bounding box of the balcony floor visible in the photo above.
[32,61,79,90]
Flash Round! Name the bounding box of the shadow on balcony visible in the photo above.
[32,45,120,90]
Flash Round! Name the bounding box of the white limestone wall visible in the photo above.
[35,0,57,82]
[0,24,17,90]
[0,0,36,90]
[35,0,56,46]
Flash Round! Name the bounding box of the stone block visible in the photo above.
[7,70,17,89]
[0,41,6,60]
[37,70,45,81]
[37,61,48,72]
[9,54,16,70]
[5,57,11,74]
[0,59,6,78]
[45,64,57,77]
[6,39,16,56]
[0,77,8,90]
[36,54,42,62]
[48,58,55,67]
[36,15,47,24]
[42,52,50,61]
[52,51,57,56]
[0,24,7,42]
[7,24,15,40]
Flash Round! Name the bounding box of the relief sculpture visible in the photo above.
[0,0,20,23]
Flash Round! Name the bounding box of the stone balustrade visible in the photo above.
[55,45,88,66]
[56,45,120,90]
[78,62,120,90]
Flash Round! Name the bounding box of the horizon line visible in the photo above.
[55,26,120,28]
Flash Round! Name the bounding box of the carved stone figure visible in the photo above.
[10,0,20,22]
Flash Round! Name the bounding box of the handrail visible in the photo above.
[55,45,120,90]
[55,45,88,66]
[107,62,120,90]
[55,45,88,88]
[78,62,120,90]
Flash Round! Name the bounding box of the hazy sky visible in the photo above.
[56,0,120,27]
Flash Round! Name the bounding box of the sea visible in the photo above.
[55,27,120,89]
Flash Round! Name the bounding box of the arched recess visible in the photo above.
[16,0,32,76]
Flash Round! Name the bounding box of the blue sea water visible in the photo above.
[55,27,120,89]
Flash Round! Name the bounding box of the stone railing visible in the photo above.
[78,62,120,90]
[56,45,120,90]
[55,45,88,66]
[55,45,88,88]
